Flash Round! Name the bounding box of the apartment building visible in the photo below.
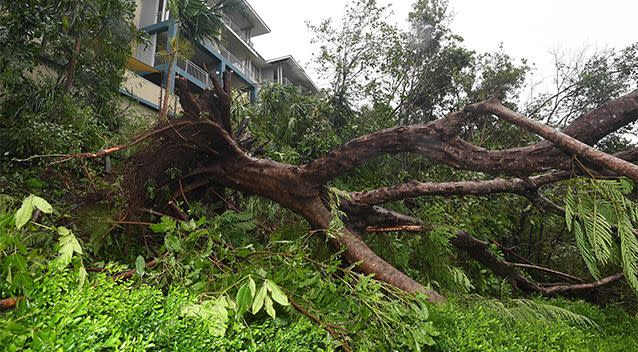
[122,0,318,111]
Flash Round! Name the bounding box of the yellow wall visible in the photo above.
[121,70,182,114]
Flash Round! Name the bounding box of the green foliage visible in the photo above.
[2,195,85,296]
[241,83,339,164]
[250,279,290,319]
[138,211,441,351]
[14,195,53,229]
[168,0,225,44]
[474,297,598,329]
[0,272,336,351]
[565,178,638,292]
[431,297,638,352]
[0,0,140,159]
[308,0,403,108]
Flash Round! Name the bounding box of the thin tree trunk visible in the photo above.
[63,37,81,93]
[159,54,175,122]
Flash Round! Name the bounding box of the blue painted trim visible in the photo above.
[119,88,159,110]
[175,67,207,90]
[197,41,256,89]
[140,20,174,35]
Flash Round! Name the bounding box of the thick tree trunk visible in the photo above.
[117,75,638,302]
[175,153,445,302]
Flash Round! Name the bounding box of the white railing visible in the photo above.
[156,10,169,23]
[176,57,214,89]
[221,14,253,48]
[214,44,260,83]
[155,53,214,89]
[154,49,260,87]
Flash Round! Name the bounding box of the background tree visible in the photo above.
[0,0,140,158]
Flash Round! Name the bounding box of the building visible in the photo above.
[122,0,318,111]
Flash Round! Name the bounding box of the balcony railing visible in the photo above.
[156,10,169,23]
[221,14,253,48]
[214,43,260,83]
[155,53,214,89]
[176,57,214,89]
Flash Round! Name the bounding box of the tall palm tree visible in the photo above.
[158,0,228,121]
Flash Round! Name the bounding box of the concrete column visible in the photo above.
[216,61,227,79]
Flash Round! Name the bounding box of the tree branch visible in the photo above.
[351,172,566,206]
[541,273,624,294]
[466,97,638,181]
[303,90,638,184]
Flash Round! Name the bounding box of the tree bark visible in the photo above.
[119,77,638,302]
[62,37,81,93]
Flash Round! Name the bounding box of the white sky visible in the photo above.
[250,0,638,90]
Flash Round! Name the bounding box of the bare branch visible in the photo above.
[365,225,429,233]
[511,263,585,283]
[467,97,638,181]
[304,90,638,184]
[351,173,566,206]
[541,273,624,294]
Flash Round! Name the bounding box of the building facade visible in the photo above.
[122,0,318,111]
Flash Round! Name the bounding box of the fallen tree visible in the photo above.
[115,73,638,302]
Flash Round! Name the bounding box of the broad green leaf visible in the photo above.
[135,255,146,277]
[252,283,267,314]
[78,266,87,288]
[181,297,229,337]
[248,276,256,298]
[266,280,289,306]
[235,282,252,319]
[264,295,276,319]
[180,219,197,232]
[55,227,83,269]
[32,196,53,214]
[15,196,34,229]
[15,195,53,229]
[149,216,177,233]
[165,235,182,252]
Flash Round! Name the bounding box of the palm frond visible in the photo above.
[170,0,225,43]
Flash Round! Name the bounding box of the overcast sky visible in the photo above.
[250,0,638,90]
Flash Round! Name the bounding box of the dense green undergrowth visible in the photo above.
[1,196,637,351]
[1,273,334,352]
[2,271,637,351]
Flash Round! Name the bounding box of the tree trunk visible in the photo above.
[63,37,81,93]
[158,54,175,122]
[116,77,638,302]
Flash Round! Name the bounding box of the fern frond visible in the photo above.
[565,190,575,231]
[573,220,601,279]
[618,212,638,292]
[583,210,614,264]
[0,194,16,213]
[473,296,598,329]
[510,299,599,330]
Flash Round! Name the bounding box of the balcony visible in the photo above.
[209,42,260,83]
[155,53,214,89]
[221,14,254,48]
